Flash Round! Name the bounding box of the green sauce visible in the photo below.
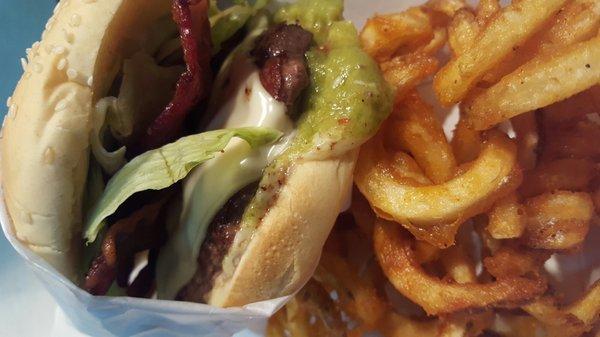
[242,1,393,225]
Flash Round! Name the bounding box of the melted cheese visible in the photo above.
[156,53,293,300]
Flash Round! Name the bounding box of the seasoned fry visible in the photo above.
[489,313,544,337]
[541,120,600,161]
[511,111,539,170]
[465,36,600,130]
[361,7,434,61]
[374,220,547,315]
[438,311,494,337]
[439,240,477,284]
[447,9,479,56]
[381,53,439,97]
[475,0,500,26]
[379,312,439,337]
[487,193,526,239]
[434,0,568,106]
[542,85,600,126]
[391,91,457,183]
[356,130,521,247]
[425,0,468,18]
[522,282,600,337]
[274,0,600,335]
[267,280,346,337]
[451,119,481,164]
[522,191,594,250]
[482,0,600,84]
[483,245,549,278]
[519,159,595,197]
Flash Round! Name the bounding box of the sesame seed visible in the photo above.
[67,68,78,80]
[44,147,56,164]
[25,48,32,57]
[86,75,93,87]
[20,58,28,71]
[69,14,81,27]
[55,99,68,111]
[6,96,11,108]
[8,104,17,119]
[63,29,74,44]
[52,46,65,55]
[44,43,54,54]
[32,62,43,73]
[57,58,67,71]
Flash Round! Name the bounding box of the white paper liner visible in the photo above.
[0,189,290,337]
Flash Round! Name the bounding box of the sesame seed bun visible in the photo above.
[1,0,358,306]
[1,0,171,280]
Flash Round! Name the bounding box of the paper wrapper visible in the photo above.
[2,0,600,336]
[0,191,292,337]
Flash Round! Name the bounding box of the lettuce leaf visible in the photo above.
[91,98,127,174]
[209,0,270,54]
[83,127,282,243]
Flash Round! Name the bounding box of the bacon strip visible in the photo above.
[138,0,212,152]
[84,196,168,295]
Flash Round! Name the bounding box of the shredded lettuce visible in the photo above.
[209,0,270,54]
[110,52,183,141]
[83,127,282,243]
[91,98,127,174]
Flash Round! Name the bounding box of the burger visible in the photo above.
[1,0,391,307]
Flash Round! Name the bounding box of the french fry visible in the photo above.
[541,120,600,161]
[447,9,479,56]
[511,111,539,170]
[593,187,600,213]
[391,91,457,183]
[356,130,521,247]
[475,0,500,26]
[438,311,494,337]
[381,53,439,97]
[440,240,477,284]
[465,36,600,130]
[434,0,568,106]
[483,245,549,278]
[374,220,547,315]
[267,280,346,337]
[482,0,600,84]
[522,281,600,337]
[542,85,600,126]
[424,0,468,18]
[379,312,439,337]
[490,313,543,337]
[519,158,595,197]
[361,7,434,61]
[451,119,481,164]
[523,191,593,250]
[487,193,526,239]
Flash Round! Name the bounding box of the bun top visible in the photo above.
[1,0,171,280]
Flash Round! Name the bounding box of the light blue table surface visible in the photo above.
[0,2,59,336]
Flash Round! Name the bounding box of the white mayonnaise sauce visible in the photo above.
[156,53,293,300]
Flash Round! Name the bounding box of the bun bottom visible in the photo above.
[207,150,357,307]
